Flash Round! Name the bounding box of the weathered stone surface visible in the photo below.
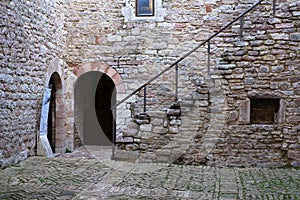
[288,150,300,161]
[195,153,206,163]
[1,0,300,169]
[167,108,181,116]
[2,156,300,199]
[122,127,138,136]
[169,126,179,134]
[291,160,300,167]
[116,136,134,143]
[134,113,151,124]
[290,33,300,41]
[114,150,139,162]
[0,0,67,168]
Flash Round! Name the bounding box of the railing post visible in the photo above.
[273,0,276,16]
[143,86,147,112]
[207,40,211,75]
[175,64,179,101]
[239,16,244,39]
[111,106,116,160]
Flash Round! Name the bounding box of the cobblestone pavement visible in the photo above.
[0,155,299,200]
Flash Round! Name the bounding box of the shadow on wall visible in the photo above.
[74,71,116,146]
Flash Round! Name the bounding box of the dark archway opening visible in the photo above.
[75,72,116,146]
[95,74,116,143]
[48,77,56,152]
[47,72,63,153]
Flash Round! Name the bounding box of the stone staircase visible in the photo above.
[153,99,202,163]
[171,68,228,164]
[114,65,229,164]
[197,75,227,164]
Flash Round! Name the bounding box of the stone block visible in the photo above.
[139,143,149,151]
[288,150,300,161]
[156,150,171,162]
[107,35,122,42]
[123,127,138,136]
[151,118,163,126]
[116,136,134,143]
[290,33,300,41]
[169,119,181,126]
[153,127,168,135]
[167,108,181,116]
[270,33,289,40]
[114,150,139,162]
[287,116,300,123]
[169,126,179,134]
[218,64,236,70]
[134,113,151,125]
[137,131,152,139]
[272,65,284,73]
[291,161,300,167]
[125,144,139,151]
[195,153,206,163]
[140,124,152,132]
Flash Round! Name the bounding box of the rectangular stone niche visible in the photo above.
[250,98,280,124]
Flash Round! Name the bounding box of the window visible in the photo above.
[250,99,280,124]
[136,0,154,16]
[122,0,165,22]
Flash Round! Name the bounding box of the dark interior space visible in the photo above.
[48,76,56,152]
[250,98,280,124]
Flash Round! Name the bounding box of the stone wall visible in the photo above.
[1,0,299,168]
[66,0,299,165]
[212,1,300,167]
[0,0,67,168]
[178,0,300,167]
[110,0,300,167]
[65,0,256,146]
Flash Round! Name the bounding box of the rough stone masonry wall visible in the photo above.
[0,0,67,168]
[112,0,300,167]
[208,1,300,167]
[66,0,299,167]
[66,0,256,147]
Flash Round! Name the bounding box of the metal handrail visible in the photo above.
[111,0,265,110]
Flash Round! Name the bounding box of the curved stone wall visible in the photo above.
[0,0,67,168]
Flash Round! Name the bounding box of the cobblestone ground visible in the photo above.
[0,156,299,200]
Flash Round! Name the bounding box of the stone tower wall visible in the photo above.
[0,0,67,168]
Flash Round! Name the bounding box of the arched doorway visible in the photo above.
[74,71,116,146]
[47,72,64,153]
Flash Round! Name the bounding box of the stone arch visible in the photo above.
[38,58,67,156]
[72,61,125,94]
[65,61,125,150]
[47,72,65,153]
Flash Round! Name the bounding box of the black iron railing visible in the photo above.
[111,0,278,113]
